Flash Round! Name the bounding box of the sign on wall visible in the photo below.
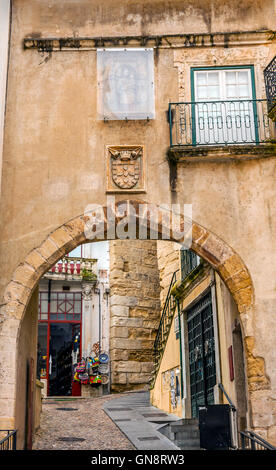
[97,48,155,120]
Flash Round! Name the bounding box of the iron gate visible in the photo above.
[187,291,217,418]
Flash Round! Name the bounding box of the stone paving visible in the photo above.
[103,391,180,450]
[32,394,135,450]
[33,391,180,451]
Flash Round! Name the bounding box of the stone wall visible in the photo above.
[157,241,181,308]
[109,240,160,392]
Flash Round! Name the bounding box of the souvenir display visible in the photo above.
[89,375,102,385]
[98,364,109,374]
[99,352,109,364]
[73,354,109,387]
[101,374,109,385]
[76,360,86,373]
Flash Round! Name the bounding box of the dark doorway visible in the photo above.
[232,321,247,433]
[187,291,217,418]
[37,291,82,396]
[49,323,80,396]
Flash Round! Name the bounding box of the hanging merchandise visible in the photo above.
[72,348,79,366]
[99,352,109,364]
[78,372,89,385]
[101,374,109,385]
[76,360,86,373]
[89,375,102,385]
[91,357,100,368]
[86,357,93,375]
[98,364,109,374]
[92,342,100,357]
[73,372,80,382]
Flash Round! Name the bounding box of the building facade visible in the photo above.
[37,241,111,399]
[0,0,275,449]
[151,243,248,446]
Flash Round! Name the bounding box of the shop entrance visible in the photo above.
[37,291,82,396]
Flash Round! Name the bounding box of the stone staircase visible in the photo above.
[158,418,201,450]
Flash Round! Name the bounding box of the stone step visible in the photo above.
[174,430,200,440]
[176,442,201,450]
[171,418,199,432]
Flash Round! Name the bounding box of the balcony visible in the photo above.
[264,56,276,121]
[169,99,272,147]
[44,257,97,282]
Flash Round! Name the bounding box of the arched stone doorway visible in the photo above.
[0,200,270,446]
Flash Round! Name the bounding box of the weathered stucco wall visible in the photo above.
[15,287,38,450]
[109,240,160,391]
[0,0,276,444]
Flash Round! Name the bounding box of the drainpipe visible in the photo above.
[176,298,184,401]
[94,287,101,354]
[210,270,222,402]
[46,279,52,396]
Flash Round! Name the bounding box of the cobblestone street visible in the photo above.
[32,395,135,450]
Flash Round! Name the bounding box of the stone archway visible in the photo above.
[0,200,270,434]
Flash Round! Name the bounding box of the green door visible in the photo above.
[187,291,217,418]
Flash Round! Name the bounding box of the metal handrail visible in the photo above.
[218,382,236,411]
[0,430,17,450]
[240,430,276,450]
[154,269,179,349]
[218,384,275,450]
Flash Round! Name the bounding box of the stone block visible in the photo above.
[128,328,152,339]
[111,372,127,384]
[64,217,87,243]
[25,250,48,274]
[110,349,129,361]
[4,282,30,307]
[12,264,37,290]
[110,317,143,328]
[128,373,151,384]
[142,319,159,329]
[110,295,138,307]
[110,338,142,350]
[49,227,73,248]
[37,238,61,265]
[110,326,129,339]
[1,301,25,321]
[232,286,253,309]
[218,254,248,281]
[110,305,129,317]
[226,269,252,293]
[128,350,153,362]
[0,317,21,339]
[113,361,141,373]
[141,362,154,373]
[192,224,208,244]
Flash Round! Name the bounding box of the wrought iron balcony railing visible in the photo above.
[169,99,271,147]
[264,56,276,111]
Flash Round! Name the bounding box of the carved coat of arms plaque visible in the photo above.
[106,145,145,192]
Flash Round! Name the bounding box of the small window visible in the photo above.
[97,48,155,120]
[181,249,200,281]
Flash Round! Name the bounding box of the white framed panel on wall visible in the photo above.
[97,48,155,120]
